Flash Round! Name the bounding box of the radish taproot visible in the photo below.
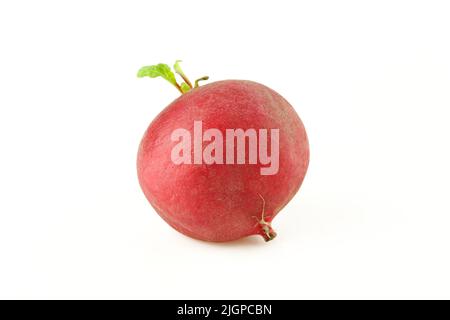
[137,61,309,242]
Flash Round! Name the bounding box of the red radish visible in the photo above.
[137,61,309,242]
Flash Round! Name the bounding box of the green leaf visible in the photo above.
[173,60,185,76]
[137,63,177,87]
[180,82,191,93]
[174,60,193,88]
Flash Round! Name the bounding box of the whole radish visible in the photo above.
[137,61,309,242]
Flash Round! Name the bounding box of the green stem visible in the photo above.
[195,76,209,88]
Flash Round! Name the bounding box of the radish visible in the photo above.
[137,61,309,242]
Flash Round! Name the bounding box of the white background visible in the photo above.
[0,0,449,299]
